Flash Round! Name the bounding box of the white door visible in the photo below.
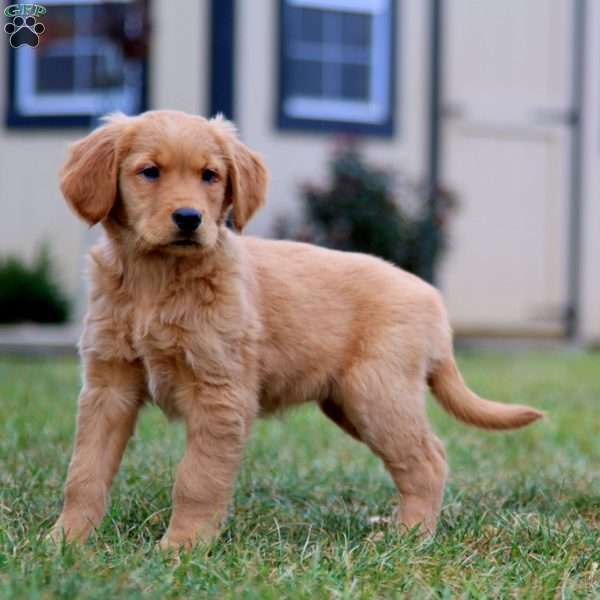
[440,0,574,336]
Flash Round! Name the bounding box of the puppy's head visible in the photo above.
[60,110,268,255]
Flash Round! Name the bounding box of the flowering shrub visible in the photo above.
[276,142,456,282]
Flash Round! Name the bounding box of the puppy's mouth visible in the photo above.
[170,239,199,247]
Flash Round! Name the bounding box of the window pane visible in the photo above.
[341,12,371,48]
[280,0,394,130]
[10,0,148,123]
[41,5,76,36]
[285,4,374,102]
[36,55,76,93]
[32,3,138,94]
[340,63,370,100]
[90,53,126,89]
[298,7,324,43]
[289,59,323,97]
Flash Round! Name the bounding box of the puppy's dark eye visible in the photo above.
[201,169,217,183]
[140,166,160,180]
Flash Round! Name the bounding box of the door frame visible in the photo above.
[566,0,586,339]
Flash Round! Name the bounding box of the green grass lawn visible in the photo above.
[0,352,599,599]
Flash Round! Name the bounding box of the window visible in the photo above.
[278,0,395,135]
[6,0,149,127]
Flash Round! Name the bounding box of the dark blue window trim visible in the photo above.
[277,0,397,137]
[5,1,149,129]
[210,0,235,119]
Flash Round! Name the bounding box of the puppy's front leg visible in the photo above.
[160,387,256,550]
[51,355,145,543]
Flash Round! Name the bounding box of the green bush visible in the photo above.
[0,247,71,324]
[276,142,456,282]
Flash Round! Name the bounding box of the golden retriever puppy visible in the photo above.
[51,110,542,549]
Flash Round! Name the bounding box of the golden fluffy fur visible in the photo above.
[51,110,543,549]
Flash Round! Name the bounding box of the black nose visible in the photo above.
[172,208,202,233]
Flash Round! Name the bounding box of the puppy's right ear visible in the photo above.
[60,116,126,225]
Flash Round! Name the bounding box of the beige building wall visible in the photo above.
[1,0,597,343]
[150,0,209,113]
[0,0,211,303]
[235,0,429,237]
[0,87,84,297]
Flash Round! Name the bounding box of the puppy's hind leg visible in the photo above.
[320,395,363,442]
[338,363,448,535]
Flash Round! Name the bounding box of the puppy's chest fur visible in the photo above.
[85,247,257,415]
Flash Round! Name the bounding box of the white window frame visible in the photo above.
[14,0,141,118]
[282,0,392,125]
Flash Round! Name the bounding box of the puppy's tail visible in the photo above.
[427,355,543,430]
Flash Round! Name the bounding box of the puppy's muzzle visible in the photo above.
[172,208,202,233]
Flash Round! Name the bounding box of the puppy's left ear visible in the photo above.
[212,116,269,231]
[60,115,127,226]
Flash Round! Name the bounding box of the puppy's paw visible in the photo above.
[47,518,69,545]
[46,516,91,545]
[158,534,193,553]
[158,525,216,553]
[46,527,64,546]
